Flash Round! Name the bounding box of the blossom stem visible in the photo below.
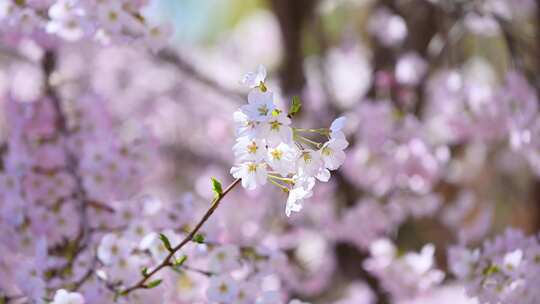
[117,178,241,296]
[268,179,290,192]
[268,174,294,184]
[293,127,330,135]
[295,135,323,149]
[171,264,215,277]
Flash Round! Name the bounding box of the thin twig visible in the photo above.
[174,264,215,277]
[118,178,241,296]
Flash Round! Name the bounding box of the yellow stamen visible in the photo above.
[247,141,258,154]
[258,105,269,116]
[302,152,312,163]
[258,81,267,92]
[322,147,332,156]
[271,149,283,160]
[270,120,281,131]
[247,163,257,173]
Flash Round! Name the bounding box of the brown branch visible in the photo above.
[43,50,94,285]
[118,178,241,296]
[158,49,245,102]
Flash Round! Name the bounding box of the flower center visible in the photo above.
[270,120,281,130]
[322,147,332,156]
[271,149,283,160]
[258,105,269,116]
[219,283,229,293]
[238,290,246,299]
[111,244,119,255]
[302,152,312,163]
[108,11,118,21]
[247,163,257,173]
[247,141,258,154]
[217,251,226,261]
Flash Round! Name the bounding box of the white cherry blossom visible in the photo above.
[262,111,293,145]
[321,136,349,170]
[96,1,127,34]
[297,150,329,182]
[289,300,311,304]
[286,175,315,217]
[51,289,85,304]
[241,64,267,89]
[145,23,174,53]
[330,116,347,139]
[233,136,267,162]
[107,255,145,285]
[267,143,299,177]
[503,249,523,271]
[230,161,268,190]
[234,281,258,304]
[47,0,87,41]
[97,233,134,266]
[233,110,260,139]
[209,245,242,273]
[241,90,276,122]
[256,291,282,304]
[206,274,239,303]
[448,246,480,279]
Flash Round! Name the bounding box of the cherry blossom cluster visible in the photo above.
[0,0,171,50]
[51,289,85,304]
[344,100,449,197]
[92,193,307,303]
[334,194,441,250]
[231,65,348,216]
[364,238,445,301]
[0,45,324,303]
[1,0,540,303]
[0,87,155,302]
[423,70,538,145]
[448,229,540,304]
[342,64,538,202]
[204,247,308,304]
[441,190,493,245]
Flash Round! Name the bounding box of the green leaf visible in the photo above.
[193,234,205,244]
[140,267,148,277]
[145,279,162,289]
[288,96,302,117]
[211,177,223,197]
[174,255,188,267]
[159,233,173,252]
[114,289,130,300]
